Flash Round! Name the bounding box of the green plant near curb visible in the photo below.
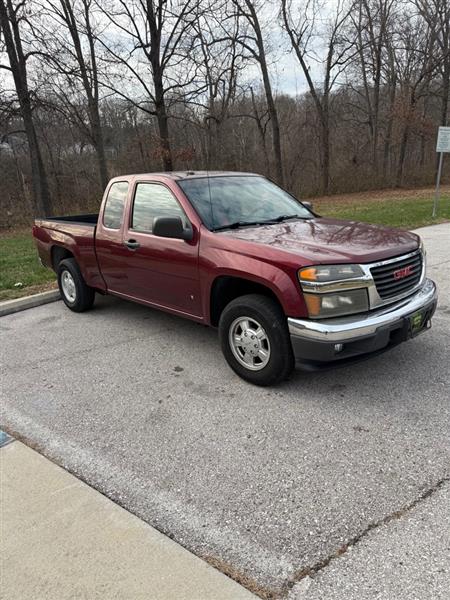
[0,233,56,301]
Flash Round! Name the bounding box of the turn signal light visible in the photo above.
[304,293,321,316]
[299,267,317,281]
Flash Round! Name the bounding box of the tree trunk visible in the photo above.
[372,84,380,175]
[321,119,330,195]
[441,71,449,127]
[256,37,283,184]
[319,94,330,195]
[0,0,52,216]
[23,105,52,216]
[245,1,283,184]
[383,80,397,183]
[253,115,270,176]
[39,118,62,209]
[90,109,109,189]
[419,99,428,168]
[263,74,283,185]
[156,101,173,171]
[439,1,450,128]
[153,63,173,171]
[396,119,410,187]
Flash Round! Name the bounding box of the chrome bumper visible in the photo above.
[288,278,437,343]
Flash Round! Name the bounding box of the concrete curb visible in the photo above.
[0,289,60,317]
[2,441,257,600]
[413,222,450,231]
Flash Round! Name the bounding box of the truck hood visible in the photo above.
[220,217,420,263]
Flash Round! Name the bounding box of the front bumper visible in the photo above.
[288,278,437,370]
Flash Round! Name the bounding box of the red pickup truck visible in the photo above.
[33,171,437,385]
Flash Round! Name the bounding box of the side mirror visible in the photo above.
[302,201,313,211]
[153,216,193,241]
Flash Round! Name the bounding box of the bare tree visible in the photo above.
[350,0,397,174]
[35,0,109,189]
[381,29,398,180]
[0,0,51,215]
[415,0,450,128]
[392,8,440,185]
[227,0,284,184]
[190,4,245,167]
[281,0,354,194]
[95,0,202,171]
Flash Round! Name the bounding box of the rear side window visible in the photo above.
[131,183,186,232]
[103,181,128,229]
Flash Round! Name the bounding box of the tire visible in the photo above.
[57,258,95,312]
[219,294,294,386]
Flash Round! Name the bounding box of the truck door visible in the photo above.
[120,181,202,317]
[95,180,131,294]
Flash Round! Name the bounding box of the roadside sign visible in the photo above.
[436,126,450,153]
[433,126,449,218]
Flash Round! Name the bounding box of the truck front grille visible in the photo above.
[370,251,422,299]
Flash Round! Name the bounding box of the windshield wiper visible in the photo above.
[212,220,264,232]
[271,214,303,223]
[212,215,306,232]
[256,214,306,226]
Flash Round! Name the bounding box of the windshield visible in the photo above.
[178,175,313,230]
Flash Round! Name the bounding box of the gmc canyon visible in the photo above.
[33,172,437,385]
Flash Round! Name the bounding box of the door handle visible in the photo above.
[124,239,140,250]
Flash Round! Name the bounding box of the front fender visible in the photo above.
[201,250,308,322]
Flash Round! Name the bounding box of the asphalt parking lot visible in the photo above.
[1,224,449,597]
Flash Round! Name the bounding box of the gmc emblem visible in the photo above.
[393,265,413,280]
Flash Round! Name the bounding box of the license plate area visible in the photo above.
[404,308,432,338]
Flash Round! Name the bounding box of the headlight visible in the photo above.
[298,264,369,318]
[299,264,364,282]
[304,289,369,318]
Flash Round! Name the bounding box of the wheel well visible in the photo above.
[210,276,282,326]
[51,246,74,271]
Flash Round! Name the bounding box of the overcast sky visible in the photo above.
[0,0,335,101]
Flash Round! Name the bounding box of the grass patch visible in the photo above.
[315,190,450,229]
[0,232,56,301]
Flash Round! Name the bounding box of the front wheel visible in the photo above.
[219,294,294,386]
[57,258,95,312]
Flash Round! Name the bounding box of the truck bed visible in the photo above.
[33,213,105,291]
[40,213,98,226]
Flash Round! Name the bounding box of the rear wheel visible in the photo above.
[219,294,294,386]
[57,258,95,312]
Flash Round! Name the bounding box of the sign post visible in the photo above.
[433,126,450,218]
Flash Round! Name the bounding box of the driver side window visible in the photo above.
[131,183,186,233]
[103,181,128,229]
